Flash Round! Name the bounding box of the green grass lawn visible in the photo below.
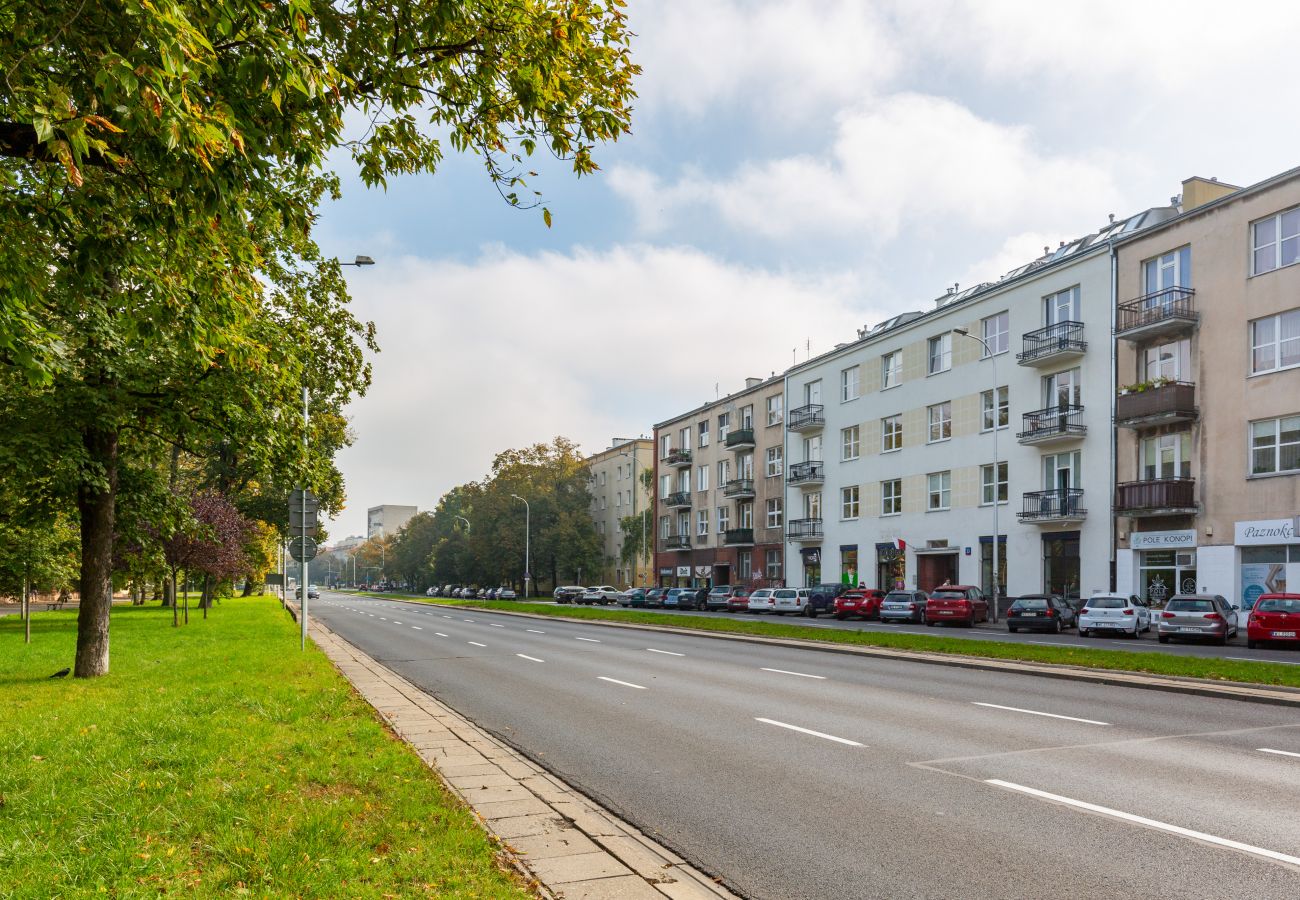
[0,598,531,899]
[351,592,1300,690]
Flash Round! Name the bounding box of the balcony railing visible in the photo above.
[1115,287,1198,339]
[788,404,825,432]
[1017,321,1086,366]
[1018,489,1087,522]
[661,534,691,551]
[1115,477,1197,516]
[787,460,825,486]
[725,428,756,449]
[661,491,691,509]
[723,478,755,498]
[665,449,692,467]
[787,518,823,540]
[1017,404,1086,445]
[1115,381,1197,427]
[723,528,755,546]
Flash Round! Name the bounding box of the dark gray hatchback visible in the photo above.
[1006,594,1076,633]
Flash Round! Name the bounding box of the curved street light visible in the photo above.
[510,494,530,598]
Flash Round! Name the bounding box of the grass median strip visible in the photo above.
[352,593,1300,689]
[0,597,531,899]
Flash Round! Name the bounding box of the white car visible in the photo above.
[1078,594,1150,638]
[579,585,624,605]
[747,588,776,613]
[496,587,518,600]
[771,588,811,615]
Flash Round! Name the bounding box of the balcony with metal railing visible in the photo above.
[723,528,755,547]
[661,534,691,551]
[725,428,756,450]
[1115,381,1197,427]
[723,478,755,499]
[787,460,825,486]
[1018,489,1087,523]
[787,518,823,541]
[1017,405,1086,446]
[1115,477,1197,517]
[1115,287,1198,341]
[787,404,825,432]
[665,449,692,468]
[1017,321,1086,367]
[661,491,692,509]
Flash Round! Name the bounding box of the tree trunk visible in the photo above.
[182,569,190,624]
[171,568,179,627]
[201,573,211,617]
[74,427,118,678]
[241,577,255,597]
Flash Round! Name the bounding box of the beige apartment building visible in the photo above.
[1114,169,1300,608]
[586,438,654,587]
[653,376,787,588]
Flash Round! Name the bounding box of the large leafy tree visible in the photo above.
[0,1,637,676]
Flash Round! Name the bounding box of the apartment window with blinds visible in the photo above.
[1251,415,1300,476]
[1250,310,1300,375]
[1252,207,1300,275]
[927,402,952,443]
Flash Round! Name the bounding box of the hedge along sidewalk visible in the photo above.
[361,595,1300,704]
[298,605,737,900]
[0,597,532,899]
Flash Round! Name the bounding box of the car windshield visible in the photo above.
[774,590,795,598]
[1167,599,1215,612]
[931,590,967,600]
[1014,599,1048,609]
[1088,597,1125,608]
[1257,598,1300,612]
[884,592,912,602]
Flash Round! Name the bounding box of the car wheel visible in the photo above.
[1008,626,1017,633]
[1158,635,1170,644]
[1215,633,1228,647]
[925,620,935,627]
[1078,628,1088,637]
[835,613,847,620]
[1247,639,1258,650]
[807,607,818,619]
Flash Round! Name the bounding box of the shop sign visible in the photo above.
[800,548,821,564]
[658,568,673,576]
[675,566,691,577]
[1235,519,1300,546]
[1131,529,1197,549]
[694,565,713,577]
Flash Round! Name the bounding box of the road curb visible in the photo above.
[366,596,1300,709]
[298,602,739,900]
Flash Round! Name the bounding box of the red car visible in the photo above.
[834,589,886,620]
[1247,593,1300,649]
[725,587,752,612]
[924,585,989,627]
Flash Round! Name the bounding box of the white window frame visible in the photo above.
[679,426,691,451]
[697,465,709,493]
[659,516,670,539]
[765,549,783,580]
[841,485,860,520]
[739,502,754,529]
[980,461,1008,506]
[698,420,710,447]
[767,394,783,426]
[841,425,860,461]
[882,351,902,390]
[840,365,861,402]
[882,414,902,453]
[1250,415,1300,476]
[659,434,671,459]
[697,509,709,536]
[765,446,783,477]
[981,387,1009,431]
[928,334,952,375]
[718,458,731,484]
[1252,207,1300,276]
[717,506,730,533]
[766,497,783,528]
[881,479,902,516]
[1044,286,1080,325]
[927,471,951,511]
[1144,339,1191,382]
[981,311,1009,356]
[927,402,952,443]
[1250,310,1300,376]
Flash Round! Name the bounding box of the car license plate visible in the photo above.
[1179,626,1201,632]
[1021,612,1038,617]
[1096,622,1115,628]
[939,610,953,615]
[1272,631,1297,638]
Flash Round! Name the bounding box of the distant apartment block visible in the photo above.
[367,504,419,539]
[586,437,654,586]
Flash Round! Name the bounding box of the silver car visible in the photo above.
[879,590,928,623]
[1078,594,1150,638]
[1157,594,1238,645]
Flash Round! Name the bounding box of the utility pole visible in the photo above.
[511,494,530,597]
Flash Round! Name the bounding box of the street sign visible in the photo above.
[288,489,319,510]
[288,490,320,536]
[265,573,285,586]
[289,536,318,563]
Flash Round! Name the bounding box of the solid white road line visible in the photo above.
[435,632,448,637]
[1258,748,1300,759]
[516,654,545,663]
[754,718,864,747]
[985,779,1300,867]
[467,641,486,647]
[1229,657,1300,666]
[1026,641,1090,648]
[526,629,546,634]
[646,648,685,656]
[972,702,1109,726]
[598,676,647,690]
[575,637,601,643]
[760,667,826,680]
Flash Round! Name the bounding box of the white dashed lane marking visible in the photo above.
[972,702,1108,726]
[755,718,863,747]
[598,676,646,690]
[761,667,825,680]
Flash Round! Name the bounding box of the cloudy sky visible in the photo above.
[319,0,1300,539]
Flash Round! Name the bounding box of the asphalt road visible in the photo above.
[313,591,1300,900]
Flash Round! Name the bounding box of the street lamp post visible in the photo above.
[455,516,471,532]
[953,327,1001,623]
[616,449,646,587]
[510,494,530,597]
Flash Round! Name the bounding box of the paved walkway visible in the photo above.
[306,611,735,900]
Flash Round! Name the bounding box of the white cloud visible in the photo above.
[328,245,873,535]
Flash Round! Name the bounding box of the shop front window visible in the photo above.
[981,538,1007,600]
[1240,546,1291,609]
[841,546,859,586]
[1043,533,1080,600]
[1138,549,1196,606]
[876,544,905,591]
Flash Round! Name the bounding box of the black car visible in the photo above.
[644,587,667,608]
[1006,594,1077,633]
[807,583,850,618]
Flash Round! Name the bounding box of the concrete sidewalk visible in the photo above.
[305,611,736,900]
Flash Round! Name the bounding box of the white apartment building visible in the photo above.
[367,504,419,539]
[783,207,1176,599]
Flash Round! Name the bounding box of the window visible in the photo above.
[660,473,671,497]
[804,491,822,519]
[599,470,607,485]
[659,434,671,458]
[718,458,731,484]
[1250,310,1300,375]
[881,479,902,516]
[615,492,621,507]
[882,415,902,452]
[698,420,710,447]
[1043,450,1082,491]
[697,509,708,536]
[981,462,1008,505]
[739,502,754,528]
[804,434,822,461]
[677,512,689,535]
[841,486,860,520]
[1250,415,1300,475]
[1044,287,1080,325]
[1143,246,1191,294]
[677,469,691,493]
[740,404,754,429]
[697,465,709,492]
[738,550,752,580]
[765,446,783,477]
[1252,207,1300,275]
[803,380,822,405]
[981,387,1009,430]
[927,402,952,443]
[766,498,783,528]
[841,365,861,402]
[766,549,783,581]
[928,334,952,374]
[659,516,670,539]
[1144,339,1191,381]
[597,520,605,534]
[600,495,607,509]
[717,411,730,440]
[738,453,754,480]
[679,426,691,451]
[717,506,730,532]
[841,425,860,461]
[1141,434,1190,480]
[982,311,1009,356]
[767,394,783,425]
[882,351,902,389]
[927,471,951,511]
[1043,368,1081,409]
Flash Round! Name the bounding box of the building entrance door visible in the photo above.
[918,553,959,593]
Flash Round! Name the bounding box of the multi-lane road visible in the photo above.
[313,591,1300,899]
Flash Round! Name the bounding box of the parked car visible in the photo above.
[1078,594,1149,638]
[771,587,811,615]
[834,589,886,621]
[925,585,988,627]
[706,585,734,611]
[644,587,667,608]
[1158,594,1238,645]
[579,585,623,605]
[663,587,691,609]
[425,587,437,596]
[879,590,928,623]
[1246,593,1300,649]
[554,585,586,604]
[307,584,320,599]
[496,587,518,600]
[619,588,647,608]
[747,588,776,613]
[807,583,849,618]
[725,587,752,612]
[1006,594,1076,633]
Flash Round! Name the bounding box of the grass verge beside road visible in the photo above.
[354,592,1300,689]
[0,597,531,899]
